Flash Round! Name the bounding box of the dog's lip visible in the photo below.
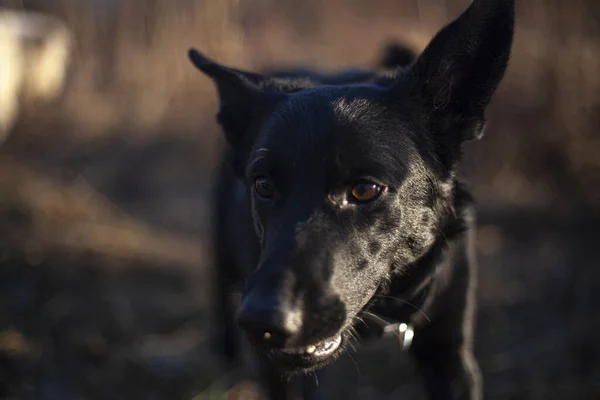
[278,334,342,357]
[265,333,345,371]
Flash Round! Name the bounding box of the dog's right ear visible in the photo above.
[401,0,514,143]
[188,49,285,171]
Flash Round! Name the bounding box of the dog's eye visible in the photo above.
[350,182,383,203]
[254,177,275,199]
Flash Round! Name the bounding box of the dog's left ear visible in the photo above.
[188,49,282,151]
[188,49,295,175]
[402,0,515,142]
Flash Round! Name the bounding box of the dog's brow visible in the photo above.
[249,148,270,163]
[247,148,273,176]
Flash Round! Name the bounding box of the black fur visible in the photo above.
[189,1,514,399]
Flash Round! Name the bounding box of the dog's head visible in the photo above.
[190,0,514,373]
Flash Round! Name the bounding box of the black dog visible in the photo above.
[189,0,514,399]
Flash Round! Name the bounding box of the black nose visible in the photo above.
[236,295,302,347]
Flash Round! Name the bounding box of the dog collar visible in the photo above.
[382,322,414,351]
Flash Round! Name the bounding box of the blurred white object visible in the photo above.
[0,9,72,140]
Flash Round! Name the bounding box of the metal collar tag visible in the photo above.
[383,322,415,351]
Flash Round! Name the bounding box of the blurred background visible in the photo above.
[0,0,599,399]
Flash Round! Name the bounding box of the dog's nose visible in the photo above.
[236,295,302,347]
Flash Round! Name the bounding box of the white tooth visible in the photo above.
[305,345,316,354]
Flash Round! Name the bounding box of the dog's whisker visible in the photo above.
[344,338,357,353]
[371,296,431,323]
[305,371,319,387]
[346,329,359,351]
[345,351,362,380]
[349,342,356,352]
[359,310,392,326]
[345,326,358,344]
[351,315,369,329]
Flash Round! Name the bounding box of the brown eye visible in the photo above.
[350,182,382,203]
[254,177,275,198]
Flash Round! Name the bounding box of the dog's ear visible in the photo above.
[188,49,287,172]
[402,0,514,142]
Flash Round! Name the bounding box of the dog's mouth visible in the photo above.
[266,334,344,373]
[280,334,342,357]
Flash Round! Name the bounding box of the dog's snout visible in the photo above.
[236,295,303,347]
